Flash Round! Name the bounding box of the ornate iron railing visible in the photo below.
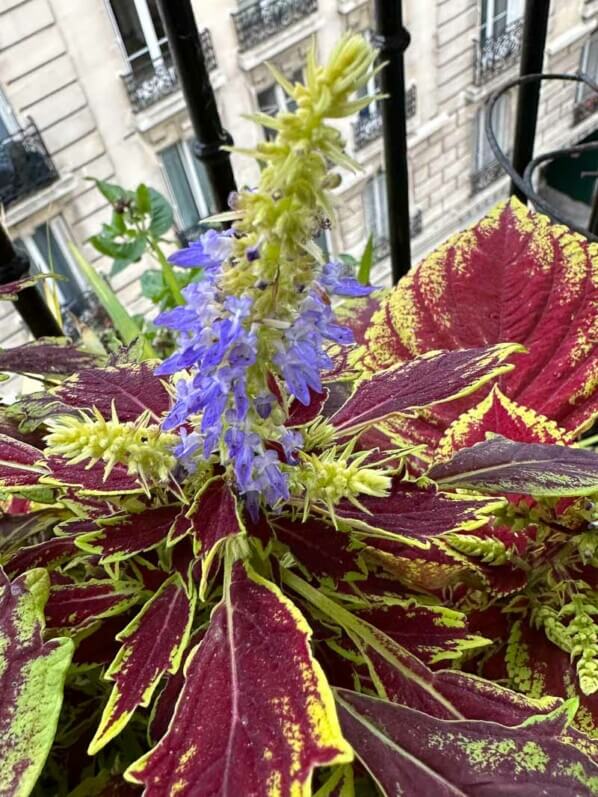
[0,120,59,209]
[573,93,598,125]
[352,84,416,151]
[232,0,318,52]
[473,19,523,86]
[122,29,217,112]
[373,208,423,262]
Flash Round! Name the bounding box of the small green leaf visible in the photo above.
[149,189,174,237]
[111,210,127,235]
[110,258,133,277]
[91,178,128,206]
[140,270,166,302]
[136,184,152,215]
[358,235,374,285]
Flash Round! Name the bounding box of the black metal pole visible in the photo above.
[0,224,62,338]
[155,0,237,213]
[510,0,551,202]
[374,0,411,284]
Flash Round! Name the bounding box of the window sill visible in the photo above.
[5,174,77,228]
[546,21,594,59]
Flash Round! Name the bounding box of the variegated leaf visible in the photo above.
[88,574,195,753]
[335,479,502,548]
[76,505,180,563]
[126,561,352,795]
[0,436,47,491]
[0,273,56,301]
[336,690,598,796]
[435,386,572,462]
[0,567,73,797]
[49,362,170,422]
[358,198,598,433]
[0,338,101,377]
[428,436,598,497]
[330,344,521,432]
[44,580,141,632]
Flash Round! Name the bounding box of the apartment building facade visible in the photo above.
[0,0,597,357]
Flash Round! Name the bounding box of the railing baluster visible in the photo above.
[0,120,58,209]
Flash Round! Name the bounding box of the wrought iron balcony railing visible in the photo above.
[0,120,59,210]
[232,0,318,53]
[373,209,423,262]
[122,29,217,112]
[470,157,507,195]
[573,93,598,125]
[352,84,417,151]
[473,19,523,86]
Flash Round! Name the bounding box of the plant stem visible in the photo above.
[150,239,185,306]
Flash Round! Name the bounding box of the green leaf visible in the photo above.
[136,184,152,215]
[89,235,147,263]
[148,189,174,238]
[67,243,156,360]
[111,210,127,235]
[140,270,166,302]
[90,178,128,206]
[358,235,374,285]
[110,258,134,277]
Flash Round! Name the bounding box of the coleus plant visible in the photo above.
[0,34,597,797]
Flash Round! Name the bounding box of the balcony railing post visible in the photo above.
[0,224,62,338]
[374,0,412,284]
[155,0,236,214]
[510,0,551,202]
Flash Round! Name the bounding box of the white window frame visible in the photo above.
[104,0,167,72]
[0,89,18,138]
[481,0,522,40]
[160,139,211,230]
[577,36,598,102]
[21,218,86,307]
[474,95,510,171]
[364,172,389,243]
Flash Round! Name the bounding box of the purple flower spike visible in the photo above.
[320,260,377,297]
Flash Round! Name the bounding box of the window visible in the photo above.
[0,89,18,141]
[107,0,170,75]
[578,36,598,103]
[257,68,302,141]
[364,172,389,245]
[474,94,510,172]
[16,219,86,315]
[480,0,522,44]
[160,140,216,236]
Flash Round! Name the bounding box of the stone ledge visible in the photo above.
[5,173,77,228]
[236,15,322,72]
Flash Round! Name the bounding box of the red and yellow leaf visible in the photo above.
[335,479,502,548]
[44,580,141,632]
[336,689,598,796]
[0,436,47,491]
[330,343,520,432]
[0,338,101,377]
[0,567,73,797]
[49,362,170,423]
[76,505,180,563]
[88,573,195,753]
[428,436,598,497]
[436,386,572,462]
[126,561,352,796]
[358,197,598,434]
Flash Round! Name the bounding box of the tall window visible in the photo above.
[160,140,216,236]
[364,172,389,246]
[16,219,86,315]
[474,94,510,172]
[257,68,302,141]
[480,0,522,43]
[578,36,598,103]
[107,0,170,75]
[0,89,18,140]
